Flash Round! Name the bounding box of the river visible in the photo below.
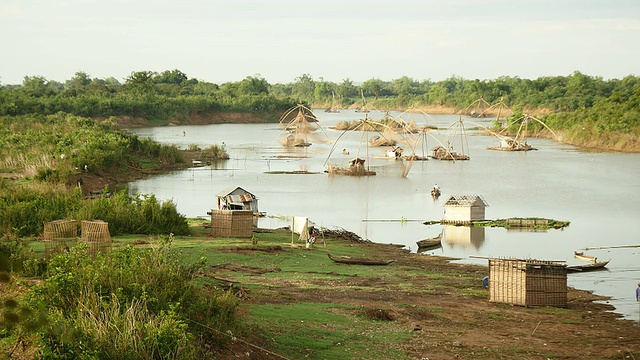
[127,109,640,321]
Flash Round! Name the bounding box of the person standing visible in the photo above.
[636,282,640,302]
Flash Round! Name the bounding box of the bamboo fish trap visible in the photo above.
[80,220,112,257]
[43,220,78,259]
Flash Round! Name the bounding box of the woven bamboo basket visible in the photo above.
[43,220,78,259]
[81,220,112,257]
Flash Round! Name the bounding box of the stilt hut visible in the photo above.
[43,220,78,259]
[442,194,488,225]
[216,186,259,214]
[81,220,112,257]
[488,257,567,307]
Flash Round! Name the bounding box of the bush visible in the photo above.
[26,236,237,358]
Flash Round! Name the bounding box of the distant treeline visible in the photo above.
[0,70,297,120]
[1,69,639,149]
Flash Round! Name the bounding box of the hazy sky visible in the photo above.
[1,0,638,85]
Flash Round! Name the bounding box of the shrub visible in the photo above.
[26,236,237,358]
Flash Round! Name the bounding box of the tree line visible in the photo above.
[1,69,639,149]
[2,69,638,114]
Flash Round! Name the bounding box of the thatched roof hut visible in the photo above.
[442,194,488,224]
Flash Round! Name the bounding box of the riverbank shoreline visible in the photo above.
[187,228,640,359]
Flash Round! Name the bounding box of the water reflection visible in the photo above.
[444,226,485,249]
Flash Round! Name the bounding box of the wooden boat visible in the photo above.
[574,251,597,263]
[567,258,610,272]
[416,233,442,250]
[327,253,394,265]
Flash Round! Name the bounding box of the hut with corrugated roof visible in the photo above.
[442,194,488,225]
[216,186,259,213]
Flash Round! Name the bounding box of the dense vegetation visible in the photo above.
[1,236,239,359]
[0,70,296,121]
[0,112,190,237]
[2,69,639,151]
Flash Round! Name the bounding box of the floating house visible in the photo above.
[442,194,488,225]
[216,186,259,213]
[488,257,567,307]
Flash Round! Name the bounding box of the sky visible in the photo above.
[1,0,639,85]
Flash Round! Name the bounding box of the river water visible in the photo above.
[127,109,640,321]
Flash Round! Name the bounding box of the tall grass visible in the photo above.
[27,237,238,359]
[0,180,189,237]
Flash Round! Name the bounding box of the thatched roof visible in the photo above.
[443,194,489,207]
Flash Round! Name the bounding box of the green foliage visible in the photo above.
[24,237,237,359]
[0,234,28,272]
[0,180,189,237]
[75,190,190,236]
[201,144,229,161]
[0,182,81,237]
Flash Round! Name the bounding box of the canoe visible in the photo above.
[567,259,610,272]
[416,233,443,250]
[574,251,597,263]
[327,253,394,265]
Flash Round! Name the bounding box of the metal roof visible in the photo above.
[216,186,255,197]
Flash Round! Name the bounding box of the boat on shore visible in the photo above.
[327,253,394,265]
[416,233,442,250]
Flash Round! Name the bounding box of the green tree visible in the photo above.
[238,75,270,96]
[124,71,157,95]
[291,74,315,102]
[22,76,49,97]
[155,69,189,85]
[336,78,357,99]
[361,78,384,100]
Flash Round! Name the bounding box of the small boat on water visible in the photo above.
[567,259,610,272]
[430,188,441,197]
[567,251,610,272]
[574,251,597,263]
[416,233,442,250]
[327,253,394,265]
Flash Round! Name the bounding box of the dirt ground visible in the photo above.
[213,243,640,360]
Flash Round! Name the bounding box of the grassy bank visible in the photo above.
[5,225,637,359]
